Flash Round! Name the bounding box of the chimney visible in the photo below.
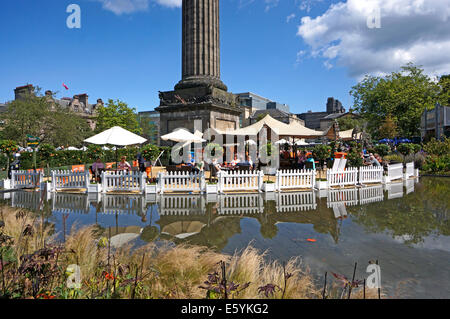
[14,84,34,100]
[78,93,88,108]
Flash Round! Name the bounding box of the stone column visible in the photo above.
[176,0,227,91]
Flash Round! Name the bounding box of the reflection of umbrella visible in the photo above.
[378,138,393,144]
[161,221,206,239]
[84,126,147,146]
[161,129,206,143]
[397,138,411,144]
[108,226,143,248]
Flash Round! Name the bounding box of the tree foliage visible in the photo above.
[350,63,441,138]
[95,99,142,135]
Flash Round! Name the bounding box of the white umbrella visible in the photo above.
[294,139,309,146]
[275,139,292,145]
[84,126,147,146]
[245,140,257,145]
[102,146,110,150]
[161,128,206,143]
[67,146,80,151]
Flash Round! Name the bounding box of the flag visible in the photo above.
[62,83,69,90]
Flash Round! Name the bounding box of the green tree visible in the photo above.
[336,115,365,131]
[350,63,441,138]
[95,99,142,134]
[378,114,398,139]
[438,74,450,106]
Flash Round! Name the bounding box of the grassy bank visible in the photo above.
[0,206,379,299]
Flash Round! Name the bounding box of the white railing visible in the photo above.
[405,162,414,179]
[359,166,383,184]
[275,191,317,212]
[101,171,146,193]
[359,185,384,205]
[158,195,205,215]
[327,188,359,208]
[218,194,264,215]
[11,191,41,210]
[218,170,264,193]
[404,179,415,194]
[327,168,358,188]
[275,169,316,191]
[331,203,348,219]
[158,171,205,194]
[11,170,43,189]
[386,163,403,182]
[51,170,89,191]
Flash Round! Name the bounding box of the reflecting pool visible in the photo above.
[2,177,449,298]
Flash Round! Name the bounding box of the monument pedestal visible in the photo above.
[156,85,241,145]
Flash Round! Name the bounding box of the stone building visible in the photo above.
[297,97,346,130]
[421,103,450,141]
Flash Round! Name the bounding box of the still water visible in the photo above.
[2,177,449,298]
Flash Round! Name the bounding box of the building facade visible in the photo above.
[297,97,346,130]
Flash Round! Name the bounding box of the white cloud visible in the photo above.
[297,0,450,78]
[286,13,296,23]
[95,0,181,15]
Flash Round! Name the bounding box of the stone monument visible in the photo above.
[156,0,241,144]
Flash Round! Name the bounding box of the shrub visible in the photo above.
[85,145,104,163]
[410,144,421,154]
[312,144,331,166]
[422,154,450,173]
[383,154,404,163]
[374,144,390,157]
[423,137,450,156]
[397,143,413,156]
[347,150,363,167]
[141,144,160,162]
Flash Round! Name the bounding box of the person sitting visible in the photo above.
[364,155,381,167]
[136,152,146,172]
[306,154,316,170]
[230,154,240,168]
[193,160,205,173]
[297,150,306,170]
[117,156,131,171]
[90,158,105,182]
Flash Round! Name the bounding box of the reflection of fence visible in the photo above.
[11,170,43,189]
[102,171,146,193]
[404,179,415,194]
[405,162,414,179]
[327,168,358,188]
[386,163,403,182]
[275,191,317,212]
[386,182,403,199]
[275,169,316,191]
[158,195,206,216]
[102,195,146,215]
[52,170,89,191]
[218,194,264,215]
[218,171,263,193]
[327,188,359,208]
[52,193,89,214]
[158,171,204,194]
[359,166,383,184]
[359,185,384,205]
[11,191,41,211]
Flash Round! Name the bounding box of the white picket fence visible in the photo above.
[51,170,89,191]
[11,170,43,189]
[359,166,384,184]
[102,195,146,215]
[404,162,415,179]
[218,170,264,193]
[386,163,403,182]
[158,171,205,194]
[101,171,146,193]
[386,182,403,199]
[218,194,264,215]
[327,168,358,188]
[275,169,316,191]
[275,191,317,212]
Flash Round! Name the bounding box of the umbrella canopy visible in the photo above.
[275,138,292,145]
[67,146,80,151]
[379,138,393,144]
[161,221,206,239]
[294,139,309,146]
[84,126,147,146]
[161,128,206,143]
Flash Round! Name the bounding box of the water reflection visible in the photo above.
[3,177,449,297]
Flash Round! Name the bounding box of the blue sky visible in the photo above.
[1,0,449,114]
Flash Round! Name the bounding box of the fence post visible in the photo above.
[258,171,264,193]
[85,170,90,190]
[11,170,15,189]
[159,172,164,194]
[51,171,56,192]
[140,172,146,194]
[101,171,106,193]
[218,171,223,194]
[275,170,280,192]
[200,171,205,193]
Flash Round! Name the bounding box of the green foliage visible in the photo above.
[336,115,365,131]
[347,150,363,167]
[138,115,158,144]
[383,154,404,163]
[423,137,450,156]
[422,155,450,173]
[350,63,442,138]
[95,99,142,135]
[205,143,224,160]
[374,144,390,157]
[312,144,331,162]
[0,140,18,155]
[141,144,160,161]
[397,143,414,156]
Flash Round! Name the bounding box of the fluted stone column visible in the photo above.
[175,0,227,91]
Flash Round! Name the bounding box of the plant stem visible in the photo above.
[348,262,357,299]
[322,272,327,299]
